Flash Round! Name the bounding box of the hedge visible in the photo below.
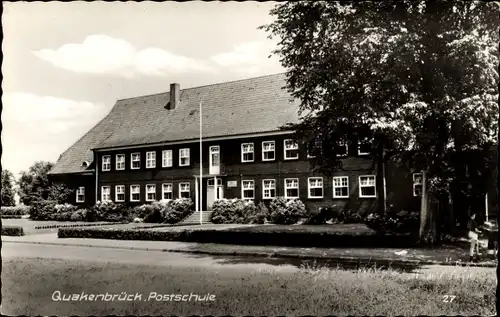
[1,215,26,219]
[58,226,418,248]
[1,206,31,216]
[2,226,25,236]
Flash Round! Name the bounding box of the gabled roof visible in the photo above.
[49,73,301,175]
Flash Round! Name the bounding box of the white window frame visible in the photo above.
[179,148,190,166]
[76,187,85,203]
[336,141,349,157]
[241,143,255,163]
[284,139,299,160]
[102,155,111,171]
[101,186,111,202]
[284,178,299,199]
[333,176,349,198]
[262,141,275,161]
[358,138,371,156]
[162,183,173,200]
[146,151,156,169]
[131,153,141,170]
[146,184,156,201]
[116,154,125,170]
[359,175,377,198]
[162,150,173,167]
[413,173,423,197]
[308,177,324,199]
[115,185,125,202]
[130,185,140,202]
[179,182,190,198]
[262,179,276,200]
[241,180,255,200]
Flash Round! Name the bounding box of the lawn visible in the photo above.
[2,258,495,316]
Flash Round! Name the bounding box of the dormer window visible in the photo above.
[81,161,90,168]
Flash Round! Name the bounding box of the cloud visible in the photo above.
[2,92,110,176]
[210,41,283,74]
[33,35,212,77]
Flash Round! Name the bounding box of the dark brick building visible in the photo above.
[48,73,497,219]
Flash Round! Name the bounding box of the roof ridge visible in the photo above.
[116,72,287,102]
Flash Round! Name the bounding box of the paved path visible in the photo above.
[3,232,497,268]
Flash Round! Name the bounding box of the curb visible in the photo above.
[3,239,496,268]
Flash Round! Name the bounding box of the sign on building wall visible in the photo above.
[227,181,237,188]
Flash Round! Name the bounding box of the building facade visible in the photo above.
[48,73,496,218]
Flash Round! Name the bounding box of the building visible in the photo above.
[48,73,496,219]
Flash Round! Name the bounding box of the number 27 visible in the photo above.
[443,295,456,303]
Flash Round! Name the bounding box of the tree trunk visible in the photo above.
[419,170,438,244]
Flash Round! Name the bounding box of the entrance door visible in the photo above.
[209,146,220,175]
[206,178,224,211]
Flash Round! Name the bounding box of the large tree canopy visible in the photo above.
[17,161,54,205]
[261,1,499,240]
[262,1,498,173]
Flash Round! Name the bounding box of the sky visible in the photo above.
[2,1,284,178]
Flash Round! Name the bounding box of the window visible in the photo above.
[179,148,190,166]
[116,154,125,170]
[146,184,156,201]
[336,141,348,157]
[307,139,322,158]
[413,173,423,197]
[76,187,85,203]
[359,175,376,198]
[285,178,299,199]
[131,153,140,169]
[179,183,190,198]
[241,143,254,162]
[162,150,173,167]
[262,141,275,161]
[207,178,223,186]
[308,177,323,199]
[115,185,125,202]
[242,180,255,200]
[358,138,371,156]
[146,151,156,168]
[333,176,349,198]
[130,185,140,202]
[284,139,299,160]
[101,186,111,202]
[262,179,276,199]
[102,155,111,171]
[162,183,173,200]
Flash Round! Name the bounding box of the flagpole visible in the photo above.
[200,100,203,225]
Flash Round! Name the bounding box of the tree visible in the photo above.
[17,161,55,205]
[1,169,16,206]
[261,1,499,242]
[47,183,74,204]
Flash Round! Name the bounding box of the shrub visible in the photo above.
[141,201,166,223]
[70,209,87,221]
[92,201,127,222]
[210,198,264,224]
[307,205,339,225]
[0,206,31,216]
[246,202,269,224]
[365,209,419,234]
[269,197,308,225]
[54,203,78,214]
[1,225,24,236]
[29,200,57,220]
[47,183,74,204]
[163,198,194,224]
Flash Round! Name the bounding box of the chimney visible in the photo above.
[169,83,180,110]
